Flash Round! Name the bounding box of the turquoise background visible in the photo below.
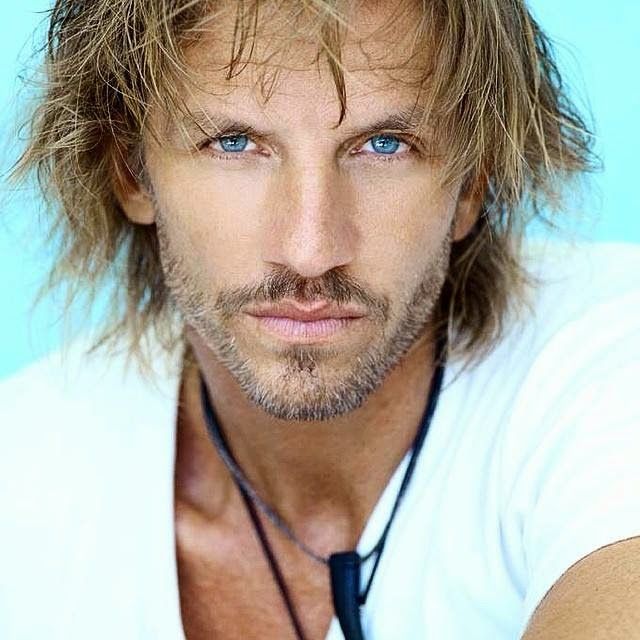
[1,1,639,379]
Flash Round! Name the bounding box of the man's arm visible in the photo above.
[522,536,640,639]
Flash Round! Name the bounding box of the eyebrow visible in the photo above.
[165,112,264,145]
[165,104,429,145]
[343,105,428,138]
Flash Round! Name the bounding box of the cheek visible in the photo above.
[153,162,268,278]
[351,173,457,269]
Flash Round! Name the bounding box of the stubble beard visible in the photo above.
[155,210,451,422]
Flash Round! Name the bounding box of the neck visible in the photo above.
[175,327,437,554]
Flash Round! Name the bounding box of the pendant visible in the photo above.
[329,551,366,640]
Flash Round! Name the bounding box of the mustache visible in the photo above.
[214,266,389,322]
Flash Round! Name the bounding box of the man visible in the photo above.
[2,0,639,638]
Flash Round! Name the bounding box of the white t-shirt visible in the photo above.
[1,241,640,640]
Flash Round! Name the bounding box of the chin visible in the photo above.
[226,342,394,422]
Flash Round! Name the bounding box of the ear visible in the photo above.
[452,174,486,242]
[111,154,156,225]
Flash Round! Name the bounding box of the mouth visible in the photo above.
[245,302,366,341]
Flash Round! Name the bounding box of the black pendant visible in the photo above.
[329,551,366,640]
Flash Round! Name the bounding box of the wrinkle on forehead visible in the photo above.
[178,0,431,106]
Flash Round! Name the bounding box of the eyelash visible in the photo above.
[198,132,258,161]
[351,135,415,162]
[199,132,420,163]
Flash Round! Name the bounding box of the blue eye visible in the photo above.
[368,134,402,155]
[218,134,249,152]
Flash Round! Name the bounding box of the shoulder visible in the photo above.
[487,241,640,462]
[523,240,640,339]
[0,334,183,636]
[516,240,640,385]
[445,241,640,430]
[0,332,182,521]
[469,240,640,401]
[493,243,640,630]
[513,241,640,409]
[0,333,182,446]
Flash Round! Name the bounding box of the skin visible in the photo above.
[116,3,640,639]
[120,1,481,535]
[116,2,480,637]
[521,537,640,640]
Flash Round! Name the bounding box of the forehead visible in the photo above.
[174,0,430,129]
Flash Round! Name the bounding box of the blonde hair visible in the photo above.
[12,0,597,370]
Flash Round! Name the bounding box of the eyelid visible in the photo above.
[349,131,422,157]
[197,128,426,158]
[215,133,256,148]
[199,129,266,157]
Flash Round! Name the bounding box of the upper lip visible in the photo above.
[246,302,366,322]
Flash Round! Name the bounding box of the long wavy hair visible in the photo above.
[11,0,597,372]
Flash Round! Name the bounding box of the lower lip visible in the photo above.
[249,315,362,340]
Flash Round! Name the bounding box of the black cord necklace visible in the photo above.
[199,339,446,640]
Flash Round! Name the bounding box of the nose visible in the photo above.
[261,160,358,278]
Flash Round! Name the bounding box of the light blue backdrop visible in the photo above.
[1,1,639,378]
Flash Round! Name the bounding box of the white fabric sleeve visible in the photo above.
[503,291,640,636]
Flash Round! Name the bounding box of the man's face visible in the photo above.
[139,3,476,421]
